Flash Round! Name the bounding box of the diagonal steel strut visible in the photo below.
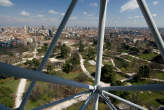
[32,91,90,110]
[102,91,148,110]
[102,84,164,91]
[0,62,94,89]
[137,0,164,60]
[18,0,78,109]
[100,93,117,110]
[79,90,96,110]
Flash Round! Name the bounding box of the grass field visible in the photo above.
[0,77,19,108]
[84,60,96,74]
[150,71,164,80]
[68,100,109,110]
[138,53,158,61]
[25,67,93,110]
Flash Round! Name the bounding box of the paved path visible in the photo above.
[14,79,27,108]
[143,78,164,82]
[79,54,110,87]
[47,94,89,110]
[14,44,38,108]
[79,54,95,80]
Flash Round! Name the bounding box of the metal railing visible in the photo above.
[0,0,164,110]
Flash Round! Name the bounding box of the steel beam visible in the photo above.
[103,91,148,110]
[102,84,164,91]
[94,0,108,109]
[137,0,164,60]
[95,0,108,86]
[18,0,78,109]
[100,94,117,110]
[93,94,99,110]
[33,91,90,110]
[0,62,94,90]
[79,93,95,110]
[0,104,10,110]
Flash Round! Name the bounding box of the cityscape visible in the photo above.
[0,0,164,110]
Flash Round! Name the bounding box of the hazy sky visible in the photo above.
[0,0,163,27]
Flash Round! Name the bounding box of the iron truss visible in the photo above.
[0,0,164,110]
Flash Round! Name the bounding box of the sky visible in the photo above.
[0,0,163,27]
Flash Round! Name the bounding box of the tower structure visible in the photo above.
[0,0,164,110]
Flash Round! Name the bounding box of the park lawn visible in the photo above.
[84,60,96,74]
[0,77,19,92]
[120,55,135,62]
[136,91,164,108]
[103,59,112,66]
[126,91,164,108]
[128,80,164,108]
[120,66,137,73]
[150,71,164,80]
[68,101,109,110]
[25,67,93,110]
[0,77,19,108]
[138,53,158,61]
[25,81,58,110]
[115,73,126,81]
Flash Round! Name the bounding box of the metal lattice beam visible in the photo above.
[32,91,90,110]
[100,94,117,110]
[0,62,94,90]
[137,0,164,60]
[102,91,148,110]
[102,84,164,91]
[79,93,95,110]
[18,0,78,109]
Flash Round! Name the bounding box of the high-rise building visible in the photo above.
[24,25,30,34]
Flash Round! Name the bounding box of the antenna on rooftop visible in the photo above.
[0,0,164,110]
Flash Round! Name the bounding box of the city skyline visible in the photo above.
[0,0,163,27]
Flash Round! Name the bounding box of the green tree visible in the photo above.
[70,53,80,70]
[128,47,140,55]
[79,40,84,52]
[101,64,116,84]
[60,44,70,58]
[134,65,150,81]
[105,41,111,49]
[62,62,72,73]
[120,43,129,50]
[71,53,80,65]
[138,65,150,78]
[92,39,97,46]
[0,86,14,107]
[47,64,53,73]
[24,58,40,70]
[87,46,95,60]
